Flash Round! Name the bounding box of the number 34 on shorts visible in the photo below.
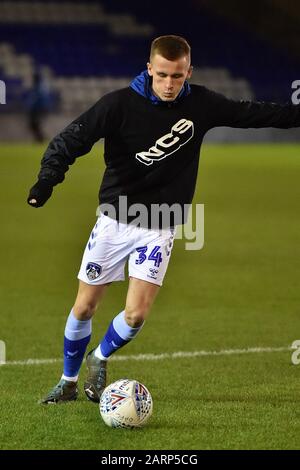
[131,235,174,285]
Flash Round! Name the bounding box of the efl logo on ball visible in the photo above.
[99,379,153,428]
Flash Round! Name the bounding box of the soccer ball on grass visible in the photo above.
[99,379,153,428]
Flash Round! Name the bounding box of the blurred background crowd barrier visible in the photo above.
[0,0,299,142]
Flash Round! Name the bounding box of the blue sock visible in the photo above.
[96,310,144,359]
[63,309,92,379]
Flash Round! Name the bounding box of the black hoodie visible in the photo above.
[36,84,300,225]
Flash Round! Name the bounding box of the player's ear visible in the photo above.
[147,62,153,76]
[187,65,193,79]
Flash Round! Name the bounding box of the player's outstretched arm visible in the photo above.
[204,88,300,130]
[27,94,115,208]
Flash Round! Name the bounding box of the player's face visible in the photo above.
[147,53,192,102]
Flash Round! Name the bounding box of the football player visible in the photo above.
[28,35,300,404]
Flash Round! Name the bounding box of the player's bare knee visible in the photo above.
[125,305,149,327]
[73,301,98,320]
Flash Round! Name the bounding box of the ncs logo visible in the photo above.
[136,118,194,166]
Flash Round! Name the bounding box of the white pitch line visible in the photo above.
[0,346,291,367]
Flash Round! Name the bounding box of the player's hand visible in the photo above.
[27,180,53,208]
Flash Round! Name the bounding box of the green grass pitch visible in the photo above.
[0,142,300,450]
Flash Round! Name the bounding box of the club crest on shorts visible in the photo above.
[86,262,102,281]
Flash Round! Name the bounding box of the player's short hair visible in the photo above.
[150,35,191,63]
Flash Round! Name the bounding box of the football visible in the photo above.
[99,379,153,428]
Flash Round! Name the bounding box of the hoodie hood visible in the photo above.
[130,69,191,105]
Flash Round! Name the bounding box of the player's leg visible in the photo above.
[40,281,109,404]
[84,227,175,403]
[41,214,129,404]
[63,280,109,381]
[84,277,159,403]
[125,277,160,326]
